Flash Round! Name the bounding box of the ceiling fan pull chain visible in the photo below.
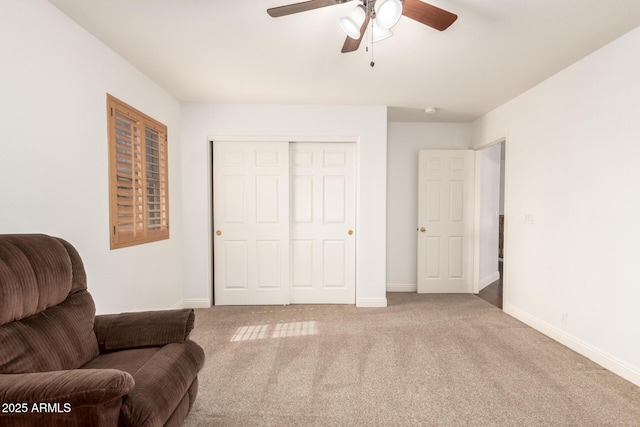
[369,15,375,67]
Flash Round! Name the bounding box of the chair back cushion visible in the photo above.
[0,234,99,373]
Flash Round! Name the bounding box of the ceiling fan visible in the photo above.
[267,0,457,53]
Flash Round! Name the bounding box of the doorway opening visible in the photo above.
[476,140,505,309]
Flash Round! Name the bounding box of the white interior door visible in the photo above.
[213,141,289,305]
[290,142,356,304]
[417,150,475,293]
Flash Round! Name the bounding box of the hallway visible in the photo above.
[477,261,503,309]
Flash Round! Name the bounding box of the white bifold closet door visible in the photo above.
[213,141,356,305]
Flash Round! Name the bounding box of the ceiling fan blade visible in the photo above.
[402,0,458,31]
[341,13,371,53]
[267,0,349,18]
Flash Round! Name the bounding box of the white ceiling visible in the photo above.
[49,0,640,122]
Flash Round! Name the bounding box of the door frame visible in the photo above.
[209,135,360,305]
[472,137,509,306]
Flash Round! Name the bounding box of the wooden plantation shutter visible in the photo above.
[107,94,169,249]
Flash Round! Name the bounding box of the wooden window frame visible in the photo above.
[107,94,169,249]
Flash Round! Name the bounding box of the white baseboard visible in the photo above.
[169,298,211,310]
[504,303,640,388]
[168,300,184,310]
[387,283,417,292]
[478,270,501,292]
[176,298,383,308]
[181,299,211,309]
[356,297,388,308]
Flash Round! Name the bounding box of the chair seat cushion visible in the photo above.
[81,340,204,426]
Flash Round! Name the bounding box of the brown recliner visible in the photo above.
[0,234,205,426]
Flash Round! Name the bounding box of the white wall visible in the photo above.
[386,122,471,290]
[180,104,388,307]
[499,143,506,215]
[476,143,501,291]
[472,26,640,386]
[0,0,184,314]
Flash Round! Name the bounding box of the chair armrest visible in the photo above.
[0,369,133,412]
[94,309,195,352]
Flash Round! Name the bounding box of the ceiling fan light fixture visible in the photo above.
[339,4,367,39]
[372,19,393,42]
[374,0,402,30]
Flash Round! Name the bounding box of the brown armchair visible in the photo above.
[0,234,205,426]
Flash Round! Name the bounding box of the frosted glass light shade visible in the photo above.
[339,5,366,39]
[374,0,402,30]
[372,19,393,42]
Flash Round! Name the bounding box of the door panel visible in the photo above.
[256,176,279,223]
[292,176,313,222]
[292,240,313,287]
[425,237,440,278]
[418,150,474,293]
[324,176,347,223]
[323,240,346,287]
[214,141,289,305]
[222,176,246,222]
[223,241,247,288]
[290,142,356,304]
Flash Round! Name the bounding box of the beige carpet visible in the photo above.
[185,293,640,426]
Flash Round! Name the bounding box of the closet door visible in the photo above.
[290,142,356,304]
[213,141,289,305]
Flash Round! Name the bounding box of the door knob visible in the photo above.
[216,230,222,236]
[348,230,354,235]
[419,227,426,233]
